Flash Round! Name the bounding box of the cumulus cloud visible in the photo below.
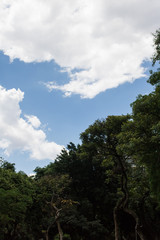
[0,0,160,98]
[0,86,63,160]
[24,115,41,128]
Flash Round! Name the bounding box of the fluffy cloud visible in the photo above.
[0,86,63,160]
[24,115,41,128]
[0,0,160,98]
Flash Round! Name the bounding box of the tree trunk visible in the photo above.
[114,207,120,240]
[46,224,52,240]
[46,232,49,240]
[124,208,148,240]
[56,220,63,240]
[114,154,148,240]
[46,192,63,240]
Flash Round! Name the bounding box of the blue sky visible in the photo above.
[0,52,154,174]
[0,0,159,174]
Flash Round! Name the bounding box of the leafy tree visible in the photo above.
[34,173,75,240]
[0,161,35,239]
[118,30,160,202]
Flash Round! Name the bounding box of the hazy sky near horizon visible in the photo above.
[0,0,159,173]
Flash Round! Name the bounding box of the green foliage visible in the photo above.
[54,233,71,240]
[152,29,160,65]
[0,158,15,171]
[0,162,35,239]
[118,78,160,200]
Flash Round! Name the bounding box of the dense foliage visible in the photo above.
[1,30,160,240]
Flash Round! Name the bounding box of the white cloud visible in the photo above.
[0,86,63,160]
[24,115,41,128]
[0,0,159,98]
